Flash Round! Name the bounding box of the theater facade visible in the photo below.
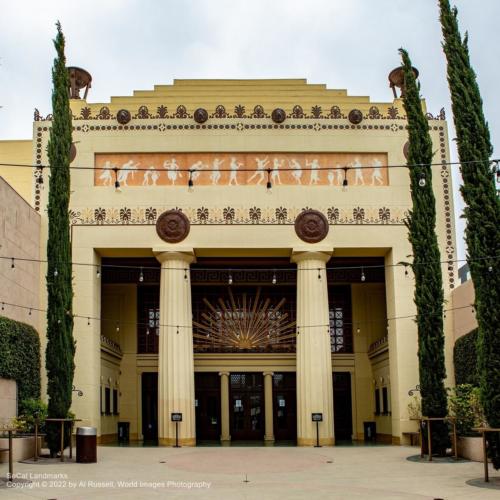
[30,77,457,446]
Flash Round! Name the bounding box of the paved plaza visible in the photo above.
[1,445,499,499]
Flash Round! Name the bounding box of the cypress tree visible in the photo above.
[45,22,75,456]
[439,0,500,468]
[399,48,449,454]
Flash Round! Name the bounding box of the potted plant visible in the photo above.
[448,384,485,461]
[0,399,47,462]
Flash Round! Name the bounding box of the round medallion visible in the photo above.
[294,210,329,243]
[348,109,363,124]
[271,108,286,123]
[194,108,208,124]
[156,210,190,243]
[117,109,131,125]
[403,141,410,160]
[69,142,77,163]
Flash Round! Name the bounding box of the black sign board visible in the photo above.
[312,413,323,422]
[171,412,183,422]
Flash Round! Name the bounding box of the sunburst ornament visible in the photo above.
[193,287,296,350]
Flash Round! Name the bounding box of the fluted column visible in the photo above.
[292,250,334,446]
[219,371,231,443]
[154,249,195,446]
[263,372,274,442]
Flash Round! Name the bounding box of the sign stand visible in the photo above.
[311,413,323,448]
[171,412,182,448]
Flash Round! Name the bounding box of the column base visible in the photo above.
[159,437,196,447]
[297,436,335,447]
[264,435,275,442]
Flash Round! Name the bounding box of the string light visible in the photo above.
[188,170,194,192]
[139,268,144,283]
[360,268,366,282]
[146,327,150,335]
[228,271,233,285]
[317,268,322,280]
[37,166,44,185]
[53,268,58,277]
[266,169,272,193]
[116,322,120,332]
[28,308,32,316]
[11,258,15,269]
[96,267,101,278]
[184,269,188,281]
[114,168,121,192]
[272,271,277,285]
[404,265,409,277]
[418,172,426,187]
[488,265,493,272]
[342,167,349,191]
[176,325,179,335]
[356,326,361,334]
[0,299,479,332]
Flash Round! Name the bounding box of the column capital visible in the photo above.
[291,248,333,265]
[153,247,196,265]
[263,371,274,377]
[219,371,230,377]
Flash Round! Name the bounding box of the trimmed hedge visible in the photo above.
[454,329,478,386]
[0,316,41,409]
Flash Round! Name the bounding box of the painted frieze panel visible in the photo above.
[94,152,389,187]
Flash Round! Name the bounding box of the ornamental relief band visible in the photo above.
[94,152,389,187]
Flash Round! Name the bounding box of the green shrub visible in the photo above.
[454,329,478,386]
[14,399,48,433]
[448,384,485,436]
[0,316,41,405]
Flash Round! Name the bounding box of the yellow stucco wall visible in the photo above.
[0,140,33,203]
[27,79,457,442]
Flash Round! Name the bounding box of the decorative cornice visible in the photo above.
[33,104,446,122]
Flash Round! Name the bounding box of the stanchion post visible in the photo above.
[312,413,322,448]
[8,430,13,482]
[34,419,38,461]
[482,431,489,482]
[427,419,432,462]
[171,413,182,448]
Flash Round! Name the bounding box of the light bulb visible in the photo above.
[361,270,366,282]
[418,175,426,187]
[139,269,144,282]
[54,269,58,277]
[272,272,277,285]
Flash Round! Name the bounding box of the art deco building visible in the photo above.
[0,73,457,446]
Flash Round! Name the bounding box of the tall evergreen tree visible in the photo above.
[399,48,449,454]
[45,22,75,456]
[439,0,500,468]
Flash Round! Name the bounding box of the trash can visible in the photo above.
[76,427,97,463]
[363,421,376,442]
[118,422,130,444]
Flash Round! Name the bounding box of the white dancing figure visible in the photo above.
[271,158,283,185]
[189,160,206,182]
[163,157,182,185]
[352,157,364,185]
[142,166,152,186]
[118,160,140,186]
[228,157,242,185]
[371,157,384,185]
[99,161,113,186]
[335,164,344,185]
[210,158,224,185]
[306,158,321,185]
[289,158,303,185]
[327,170,335,186]
[248,157,269,185]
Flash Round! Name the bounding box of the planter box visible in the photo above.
[457,436,484,462]
[0,436,42,462]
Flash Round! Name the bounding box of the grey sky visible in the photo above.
[1,0,498,260]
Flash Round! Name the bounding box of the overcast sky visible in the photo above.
[1,0,498,260]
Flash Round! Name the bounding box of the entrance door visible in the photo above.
[273,373,297,441]
[333,372,353,441]
[230,373,264,440]
[141,372,158,442]
[195,373,221,441]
